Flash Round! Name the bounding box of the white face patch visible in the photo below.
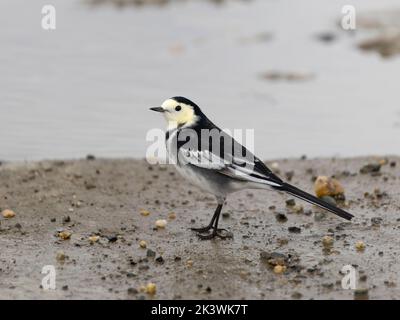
[160,99,199,128]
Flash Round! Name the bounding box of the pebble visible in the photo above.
[155,219,167,229]
[139,240,147,248]
[273,265,286,274]
[291,204,304,214]
[260,251,287,267]
[107,235,118,243]
[360,163,381,174]
[145,283,156,295]
[291,292,303,299]
[56,250,67,262]
[354,288,369,300]
[58,231,72,240]
[371,217,383,226]
[288,226,301,234]
[155,256,164,264]
[146,249,156,258]
[314,176,345,198]
[140,209,150,217]
[168,212,176,220]
[355,241,366,252]
[322,236,334,248]
[2,209,16,219]
[275,213,288,223]
[286,199,296,207]
[186,259,194,268]
[127,288,138,295]
[89,235,100,243]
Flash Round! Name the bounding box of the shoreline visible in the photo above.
[0,156,399,299]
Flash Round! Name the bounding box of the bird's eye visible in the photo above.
[175,105,182,111]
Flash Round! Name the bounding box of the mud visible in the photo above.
[0,156,399,299]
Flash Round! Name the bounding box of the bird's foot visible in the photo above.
[190,225,213,233]
[196,228,233,240]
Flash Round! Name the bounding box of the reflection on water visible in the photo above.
[0,0,399,161]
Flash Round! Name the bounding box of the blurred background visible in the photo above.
[0,0,399,161]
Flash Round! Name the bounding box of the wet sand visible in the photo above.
[0,156,399,299]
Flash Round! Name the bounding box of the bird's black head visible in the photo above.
[150,96,205,127]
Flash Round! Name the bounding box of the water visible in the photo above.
[1,0,399,161]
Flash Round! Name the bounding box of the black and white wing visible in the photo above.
[177,146,283,188]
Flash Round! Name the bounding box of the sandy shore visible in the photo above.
[0,156,399,299]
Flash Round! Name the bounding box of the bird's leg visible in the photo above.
[191,204,222,233]
[196,204,233,240]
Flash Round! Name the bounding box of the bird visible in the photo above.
[150,96,354,240]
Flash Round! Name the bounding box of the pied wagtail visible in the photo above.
[150,97,354,240]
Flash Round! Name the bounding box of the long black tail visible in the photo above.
[277,183,354,221]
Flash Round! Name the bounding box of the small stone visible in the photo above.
[222,212,230,219]
[288,226,301,234]
[186,259,194,268]
[360,163,381,174]
[275,213,288,223]
[56,250,67,262]
[107,235,118,242]
[155,219,167,229]
[390,161,396,168]
[140,209,150,217]
[260,251,287,266]
[89,235,100,243]
[379,158,388,166]
[146,249,156,258]
[371,217,383,226]
[145,283,156,295]
[322,236,334,248]
[273,265,286,274]
[127,288,138,295]
[139,240,147,248]
[354,288,369,300]
[355,241,366,252]
[63,216,71,223]
[314,211,327,221]
[62,285,69,291]
[155,256,164,264]
[58,231,72,240]
[286,199,296,207]
[2,209,16,219]
[314,176,345,198]
[168,212,176,220]
[292,204,304,214]
[291,291,302,299]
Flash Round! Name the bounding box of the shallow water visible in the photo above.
[1,0,399,161]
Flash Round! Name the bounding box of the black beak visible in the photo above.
[150,106,165,112]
